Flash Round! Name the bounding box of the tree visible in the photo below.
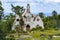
[0,26,6,40]
[20,17,24,31]
[0,1,2,6]
[39,12,44,18]
[0,1,4,20]
[11,4,25,16]
[43,16,57,29]
[52,10,57,17]
[11,4,25,32]
[0,1,6,40]
[5,13,15,32]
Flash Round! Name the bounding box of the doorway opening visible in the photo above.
[26,24,30,31]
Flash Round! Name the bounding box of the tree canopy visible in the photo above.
[11,4,25,16]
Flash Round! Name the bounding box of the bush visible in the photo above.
[6,38,15,40]
[30,28,37,31]
[30,26,44,32]
[10,30,16,33]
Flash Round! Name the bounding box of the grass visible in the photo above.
[52,37,60,40]
[6,29,60,40]
[28,29,60,37]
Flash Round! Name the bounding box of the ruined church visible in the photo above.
[12,4,44,31]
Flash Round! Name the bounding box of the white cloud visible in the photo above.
[45,0,60,3]
[7,0,25,2]
[1,0,60,16]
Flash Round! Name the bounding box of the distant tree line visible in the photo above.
[39,10,60,30]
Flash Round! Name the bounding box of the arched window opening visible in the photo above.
[16,19,19,21]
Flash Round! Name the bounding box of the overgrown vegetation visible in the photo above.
[0,1,60,40]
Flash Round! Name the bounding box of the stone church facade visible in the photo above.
[12,4,44,31]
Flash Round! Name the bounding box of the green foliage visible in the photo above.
[11,4,25,16]
[0,21,6,40]
[30,28,37,31]
[19,17,24,32]
[0,1,4,11]
[52,10,57,17]
[0,1,4,20]
[43,11,60,30]
[0,1,60,40]
[6,38,15,40]
[10,30,16,33]
[30,26,44,31]
[39,12,44,19]
[20,18,24,26]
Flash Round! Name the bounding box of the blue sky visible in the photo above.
[1,0,60,16]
